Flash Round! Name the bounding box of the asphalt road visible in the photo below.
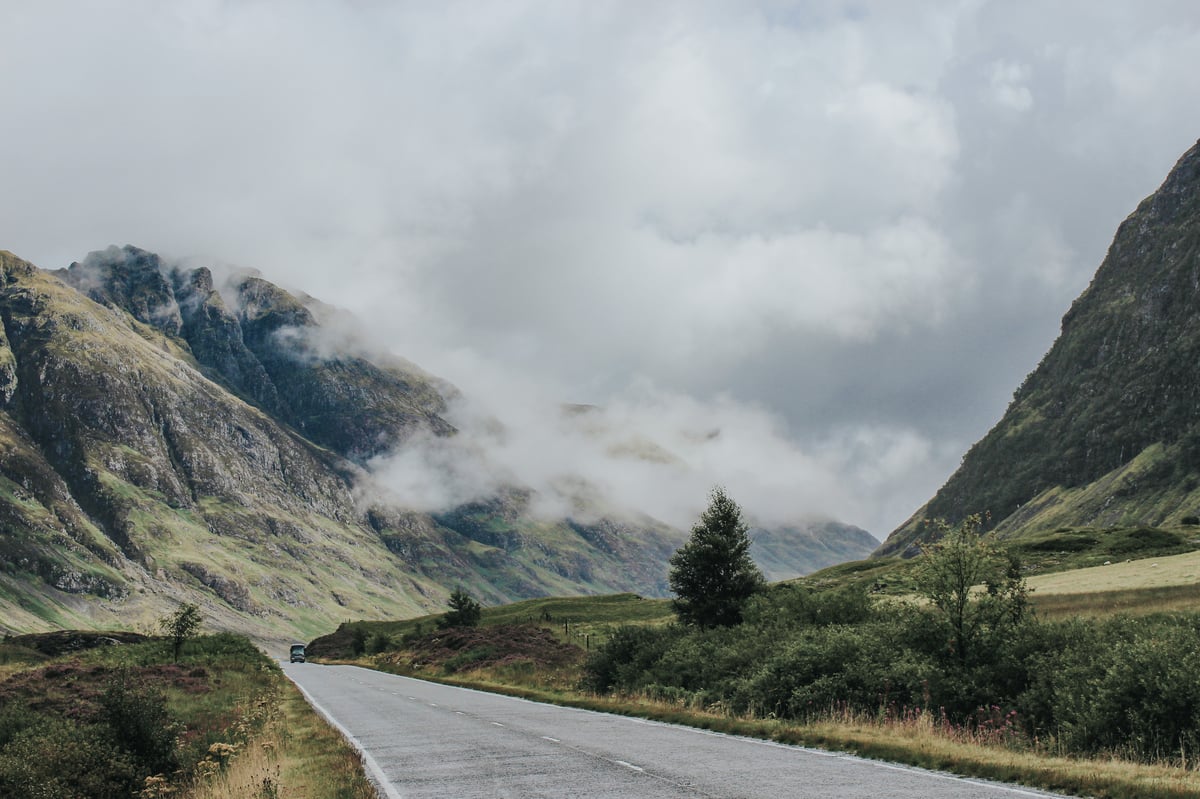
[282,662,1069,799]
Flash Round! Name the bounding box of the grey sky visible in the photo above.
[3,1,1200,536]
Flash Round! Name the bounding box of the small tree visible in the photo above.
[438,588,482,629]
[916,514,1028,665]
[350,625,368,656]
[668,487,764,628]
[159,603,202,663]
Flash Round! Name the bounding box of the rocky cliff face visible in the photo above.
[60,246,452,462]
[879,139,1200,556]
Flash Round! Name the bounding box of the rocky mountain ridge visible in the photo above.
[1,246,874,641]
[879,138,1200,555]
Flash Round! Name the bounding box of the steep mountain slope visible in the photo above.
[879,139,1200,556]
[0,249,683,640]
[2,246,869,641]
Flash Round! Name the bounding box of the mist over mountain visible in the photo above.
[0,246,872,641]
[880,139,1200,555]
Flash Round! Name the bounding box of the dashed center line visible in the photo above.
[491,722,505,727]
[614,760,644,772]
[541,736,560,743]
[455,711,466,716]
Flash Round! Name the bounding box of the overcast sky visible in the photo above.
[4,1,1200,538]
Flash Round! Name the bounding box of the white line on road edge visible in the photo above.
[329,665,1069,799]
[613,760,645,772]
[284,672,405,799]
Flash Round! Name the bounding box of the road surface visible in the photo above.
[282,662,1068,799]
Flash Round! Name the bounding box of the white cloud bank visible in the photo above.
[3,1,1200,535]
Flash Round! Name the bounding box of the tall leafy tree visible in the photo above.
[669,487,764,627]
[916,513,1029,665]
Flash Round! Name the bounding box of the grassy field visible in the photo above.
[1026,550,1200,617]
[309,592,674,658]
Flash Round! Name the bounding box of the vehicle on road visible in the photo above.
[290,642,306,663]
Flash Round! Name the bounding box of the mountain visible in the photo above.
[879,139,1200,556]
[751,520,878,581]
[0,246,868,641]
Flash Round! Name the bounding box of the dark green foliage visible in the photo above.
[916,515,1028,665]
[159,602,202,663]
[583,625,685,694]
[439,588,483,629]
[743,582,875,629]
[583,527,1200,762]
[100,668,180,776]
[0,632,279,797]
[1106,527,1185,554]
[668,487,764,628]
[0,703,42,749]
[350,625,368,656]
[0,718,139,799]
[1022,616,1200,757]
[368,632,391,654]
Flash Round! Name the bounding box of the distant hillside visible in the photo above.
[879,139,1200,556]
[0,246,867,640]
[751,520,877,581]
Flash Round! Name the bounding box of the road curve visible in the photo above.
[283,662,1069,799]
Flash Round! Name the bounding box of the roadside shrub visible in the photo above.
[100,668,180,777]
[744,583,876,629]
[368,632,391,654]
[734,621,933,718]
[1024,616,1200,759]
[0,718,138,799]
[351,625,368,656]
[582,625,683,693]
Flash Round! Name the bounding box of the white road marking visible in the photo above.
[300,666,1069,798]
[542,736,560,743]
[283,672,406,799]
[491,721,505,727]
[613,760,644,772]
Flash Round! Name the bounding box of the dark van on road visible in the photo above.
[290,643,306,663]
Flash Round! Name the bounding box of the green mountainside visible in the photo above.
[879,138,1200,556]
[0,246,872,641]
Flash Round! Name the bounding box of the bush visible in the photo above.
[0,703,43,749]
[582,625,683,694]
[100,669,180,777]
[0,718,139,799]
[1023,616,1200,759]
[439,589,483,629]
